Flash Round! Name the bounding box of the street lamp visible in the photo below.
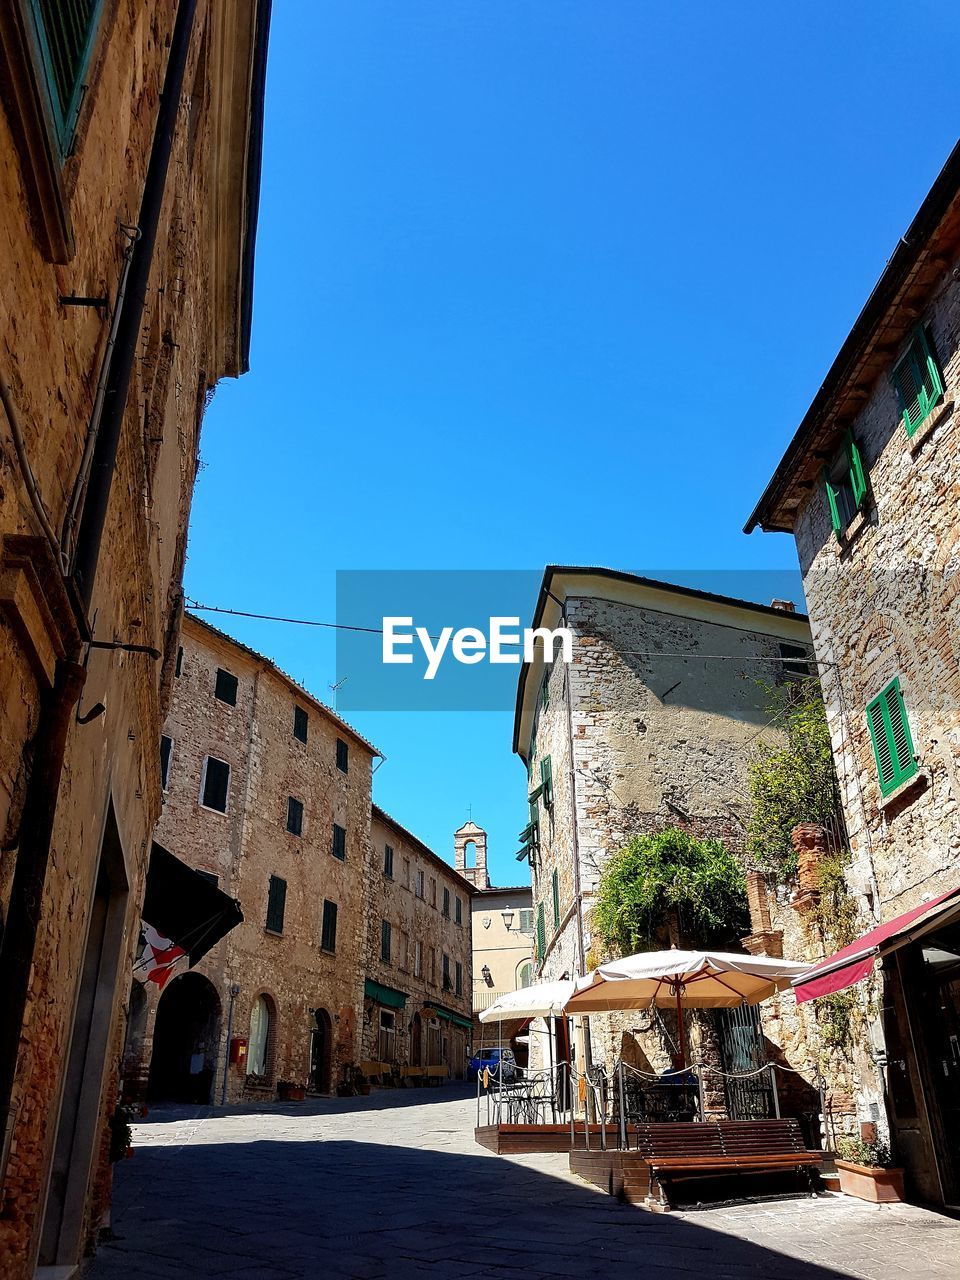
[481,964,493,986]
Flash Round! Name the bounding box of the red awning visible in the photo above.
[793,885,960,1004]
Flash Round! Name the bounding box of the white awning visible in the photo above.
[478,980,577,1022]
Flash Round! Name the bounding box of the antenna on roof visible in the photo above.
[329,676,347,710]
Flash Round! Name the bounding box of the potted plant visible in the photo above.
[277,1080,306,1102]
[835,1136,905,1203]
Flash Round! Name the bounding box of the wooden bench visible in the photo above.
[632,1120,821,1208]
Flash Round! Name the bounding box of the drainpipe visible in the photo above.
[0,0,199,1178]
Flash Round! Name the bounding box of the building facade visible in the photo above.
[362,808,474,1081]
[457,821,534,1056]
[124,613,378,1104]
[0,3,267,1274]
[514,567,814,1083]
[746,144,960,1205]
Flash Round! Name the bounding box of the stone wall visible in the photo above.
[0,3,259,1273]
[363,809,474,1079]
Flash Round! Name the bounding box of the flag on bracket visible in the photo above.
[135,924,187,989]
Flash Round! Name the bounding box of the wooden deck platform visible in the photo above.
[474,1124,621,1155]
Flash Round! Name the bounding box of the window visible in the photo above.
[518,908,534,934]
[200,756,230,812]
[552,868,561,928]
[266,875,287,933]
[403,857,410,889]
[540,756,553,808]
[321,899,337,952]
[378,1009,396,1063]
[175,646,183,677]
[429,947,436,985]
[891,326,944,437]
[25,0,105,155]
[518,961,533,989]
[293,705,308,743]
[455,896,462,925]
[214,667,238,705]
[442,953,451,991]
[540,670,550,709]
[248,995,272,1077]
[286,796,303,836]
[381,919,392,963]
[536,903,546,961]
[779,643,812,686]
[336,738,348,772]
[867,678,918,798]
[332,823,346,860]
[442,886,450,918]
[383,844,394,878]
[414,939,423,978]
[455,961,463,996]
[430,877,437,908]
[415,869,425,899]
[160,735,173,790]
[823,432,867,539]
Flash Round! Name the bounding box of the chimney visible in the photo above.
[770,599,796,612]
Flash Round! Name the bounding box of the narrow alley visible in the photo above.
[91,1091,960,1280]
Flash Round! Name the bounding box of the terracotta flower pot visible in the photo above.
[836,1159,905,1203]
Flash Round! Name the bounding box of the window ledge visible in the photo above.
[878,770,926,814]
[837,507,872,557]
[320,946,335,956]
[264,928,283,938]
[199,803,228,816]
[908,398,953,455]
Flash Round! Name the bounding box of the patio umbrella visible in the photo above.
[564,949,810,1067]
[478,980,577,1023]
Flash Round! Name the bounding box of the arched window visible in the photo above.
[518,961,533,989]
[248,995,272,1076]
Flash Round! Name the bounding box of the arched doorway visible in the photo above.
[148,972,221,1103]
[309,1008,333,1093]
[410,1013,422,1067]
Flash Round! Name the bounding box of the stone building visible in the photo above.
[457,822,534,1057]
[513,566,814,1089]
[362,807,475,1081]
[0,4,268,1275]
[124,613,380,1104]
[745,142,960,1206]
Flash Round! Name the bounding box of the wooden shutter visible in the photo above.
[381,919,391,961]
[541,756,553,807]
[30,0,104,151]
[332,823,346,859]
[536,903,546,960]
[822,467,843,539]
[867,679,917,797]
[321,900,337,952]
[266,875,287,933]
[892,329,944,436]
[552,868,560,927]
[847,433,867,509]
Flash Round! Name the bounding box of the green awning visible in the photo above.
[365,979,407,1009]
[434,1005,473,1031]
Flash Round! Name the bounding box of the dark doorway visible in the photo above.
[718,1005,775,1119]
[148,972,221,1103]
[40,802,129,1267]
[411,1013,422,1067]
[309,1008,333,1093]
[912,917,960,1204]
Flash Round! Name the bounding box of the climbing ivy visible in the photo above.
[746,679,837,876]
[591,827,749,958]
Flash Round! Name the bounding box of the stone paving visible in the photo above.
[91,1087,960,1280]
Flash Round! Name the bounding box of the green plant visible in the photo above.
[592,827,748,956]
[812,851,860,950]
[812,989,857,1051]
[835,1135,894,1168]
[746,679,838,876]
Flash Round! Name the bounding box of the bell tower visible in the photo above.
[454,820,489,889]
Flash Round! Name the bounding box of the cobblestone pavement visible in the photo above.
[91,1088,960,1280]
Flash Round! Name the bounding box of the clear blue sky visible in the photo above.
[185,0,960,885]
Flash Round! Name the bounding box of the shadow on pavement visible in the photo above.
[94,1130,868,1280]
[141,1083,476,1124]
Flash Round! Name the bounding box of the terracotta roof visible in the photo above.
[183,612,381,758]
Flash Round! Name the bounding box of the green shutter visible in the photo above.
[822,467,843,540]
[848,433,867,510]
[540,756,553,807]
[867,678,917,797]
[28,0,104,154]
[536,903,546,961]
[552,868,560,928]
[892,328,944,436]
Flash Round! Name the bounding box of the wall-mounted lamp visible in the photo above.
[501,910,514,930]
[481,964,493,986]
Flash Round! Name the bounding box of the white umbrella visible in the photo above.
[564,949,811,1067]
[478,979,577,1023]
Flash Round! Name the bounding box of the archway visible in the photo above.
[248,992,276,1079]
[148,972,221,1103]
[309,1008,333,1093]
